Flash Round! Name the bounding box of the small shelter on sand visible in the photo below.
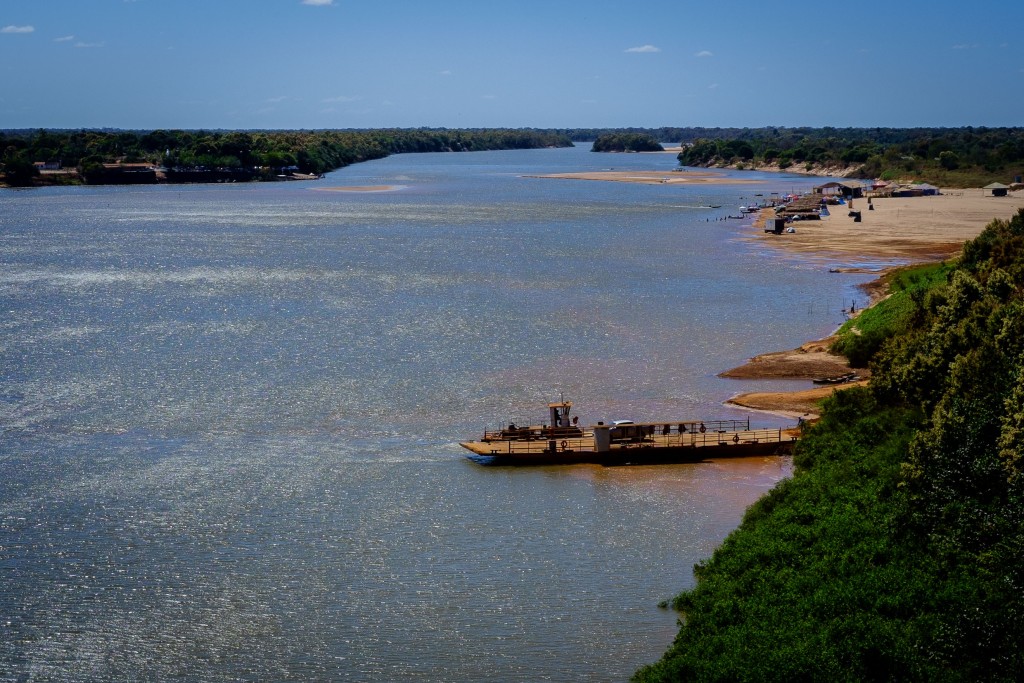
[984,182,1010,197]
[813,181,865,199]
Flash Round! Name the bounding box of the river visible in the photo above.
[0,145,871,681]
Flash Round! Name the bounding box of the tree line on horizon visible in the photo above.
[667,126,1024,186]
[4,126,1024,187]
[590,132,664,153]
[0,128,573,186]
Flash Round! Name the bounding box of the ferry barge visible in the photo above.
[461,401,799,466]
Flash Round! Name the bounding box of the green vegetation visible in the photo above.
[671,127,1024,186]
[0,128,572,185]
[832,262,955,367]
[7,126,1022,188]
[591,133,664,153]
[636,209,1024,682]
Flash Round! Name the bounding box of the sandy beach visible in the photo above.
[525,170,763,185]
[753,189,1024,260]
[726,380,869,418]
[314,185,405,192]
[729,187,1024,416]
[720,337,857,380]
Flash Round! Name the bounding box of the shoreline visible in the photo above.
[724,186,1024,418]
[527,162,1024,417]
[313,184,406,193]
[523,170,764,185]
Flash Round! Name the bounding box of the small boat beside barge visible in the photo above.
[461,402,799,466]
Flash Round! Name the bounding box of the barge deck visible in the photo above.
[462,404,799,466]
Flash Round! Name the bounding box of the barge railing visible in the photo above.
[478,427,793,455]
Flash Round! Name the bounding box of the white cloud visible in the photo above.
[625,44,660,53]
[266,96,288,103]
[481,94,496,100]
[301,0,334,5]
[323,95,360,103]
[439,69,452,76]
[695,50,713,58]
[708,83,719,90]
[74,41,105,48]
[54,35,75,42]
[1,25,34,34]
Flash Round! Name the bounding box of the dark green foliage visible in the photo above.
[592,133,664,153]
[0,128,573,185]
[0,154,39,186]
[665,126,1024,183]
[636,209,1024,682]
[832,262,954,368]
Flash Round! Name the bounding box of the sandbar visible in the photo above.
[314,185,405,192]
[727,381,869,419]
[524,170,763,185]
[720,337,857,380]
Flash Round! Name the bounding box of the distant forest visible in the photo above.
[3,126,1023,187]
[591,132,664,153]
[0,128,572,186]
[564,127,1024,186]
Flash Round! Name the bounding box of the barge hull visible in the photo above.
[462,436,795,467]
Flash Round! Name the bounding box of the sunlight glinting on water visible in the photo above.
[1,146,881,681]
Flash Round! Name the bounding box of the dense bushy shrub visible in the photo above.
[636,210,1024,682]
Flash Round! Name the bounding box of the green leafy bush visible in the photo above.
[637,210,1024,682]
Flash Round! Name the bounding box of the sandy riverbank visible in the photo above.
[728,188,1024,417]
[524,170,764,185]
[313,185,405,192]
[753,189,1024,260]
[720,337,857,380]
[727,380,869,418]
[722,336,868,418]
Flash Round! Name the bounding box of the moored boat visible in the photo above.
[462,402,798,466]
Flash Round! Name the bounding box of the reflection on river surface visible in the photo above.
[1,145,867,680]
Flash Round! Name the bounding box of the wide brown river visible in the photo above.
[1,145,872,680]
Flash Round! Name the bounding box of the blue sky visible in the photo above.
[1,0,1021,130]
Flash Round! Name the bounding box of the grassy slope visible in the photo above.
[831,263,954,367]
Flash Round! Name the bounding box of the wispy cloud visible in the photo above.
[75,41,105,48]
[266,96,288,103]
[708,83,719,90]
[625,44,660,53]
[481,94,496,100]
[695,50,713,58]
[439,69,452,76]
[301,0,334,5]
[54,35,75,42]
[1,25,34,34]
[952,43,979,50]
[323,95,360,103]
